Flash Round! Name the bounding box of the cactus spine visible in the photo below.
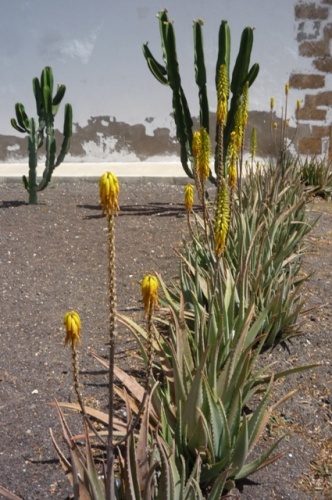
[11,66,73,204]
[142,10,259,184]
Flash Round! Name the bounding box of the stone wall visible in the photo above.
[291,0,332,160]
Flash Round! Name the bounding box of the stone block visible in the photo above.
[311,125,331,137]
[313,56,332,72]
[298,137,322,154]
[289,73,325,88]
[323,22,332,39]
[295,3,329,19]
[315,91,332,106]
[299,40,330,57]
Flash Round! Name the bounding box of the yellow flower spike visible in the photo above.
[99,171,120,216]
[198,127,211,182]
[215,178,230,257]
[273,122,278,129]
[296,99,301,113]
[217,64,229,125]
[285,82,289,96]
[234,108,242,149]
[64,310,81,349]
[228,159,237,190]
[141,274,159,315]
[184,184,194,212]
[270,97,274,111]
[251,127,257,158]
[241,82,249,128]
[227,131,238,190]
[192,130,201,159]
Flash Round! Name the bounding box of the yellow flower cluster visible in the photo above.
[215,178,230,256]
[192,127,210,182]
[184,184,194,212]
[141,274,159,315]
[251,127,257,158]
[227,131,238,190]
[63,311,81,348]
[217,64,229,125]
[99,171,120,216]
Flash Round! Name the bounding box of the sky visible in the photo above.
[1,0,306,136]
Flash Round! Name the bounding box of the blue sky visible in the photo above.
[1,0,302,135]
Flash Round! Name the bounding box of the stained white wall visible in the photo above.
[1,0,308,138]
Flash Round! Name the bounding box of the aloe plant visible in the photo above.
[11,66,73,204]
[116,282,316,490]
[142,10,259,183]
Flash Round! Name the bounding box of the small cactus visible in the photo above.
[11,66,73,204]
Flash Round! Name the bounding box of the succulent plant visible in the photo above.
[142,10,259,183]
[11,66,72,204]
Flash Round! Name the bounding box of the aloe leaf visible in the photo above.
[155,434,174,500]
[84,421,105,499]
[206,468,229,500]
[182,350,207,435]
[123,392,142,500]
[50,427,72,481]
[231,414,249,471]
[136,392,151,494]
[234,437,285,480]
[53,402,90,500]
[247,377,274,454]
[184,454,203,496]
[204,380,225,459]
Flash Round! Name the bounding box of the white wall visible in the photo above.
[1,0,312,151]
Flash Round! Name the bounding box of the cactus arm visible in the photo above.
[33,77,44,118]
[43,85,52,118]
[158,9,170,65]
[14,103,30,131]
[231,27,253,96]
[11,118,26,134]
[194,20,209,133]
[223,27,258,161]
[52,84,66,115]
[216,21,231,87]
[142,44,169,85]
[173,88,194,179]
[245,63,260,88]
[41,66,54,96]
[27,118,38,204]
[55,103,73,166]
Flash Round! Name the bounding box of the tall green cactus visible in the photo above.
[142,10,259,184]
[11,66,73,204]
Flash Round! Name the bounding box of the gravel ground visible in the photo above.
[0,181,331,499]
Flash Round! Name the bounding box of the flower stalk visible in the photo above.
[184,183,194,234]
[141,274,159,388]
[100,171,120,500]
[63,311,87,418]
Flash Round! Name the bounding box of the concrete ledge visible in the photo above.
[0,175,190,186]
